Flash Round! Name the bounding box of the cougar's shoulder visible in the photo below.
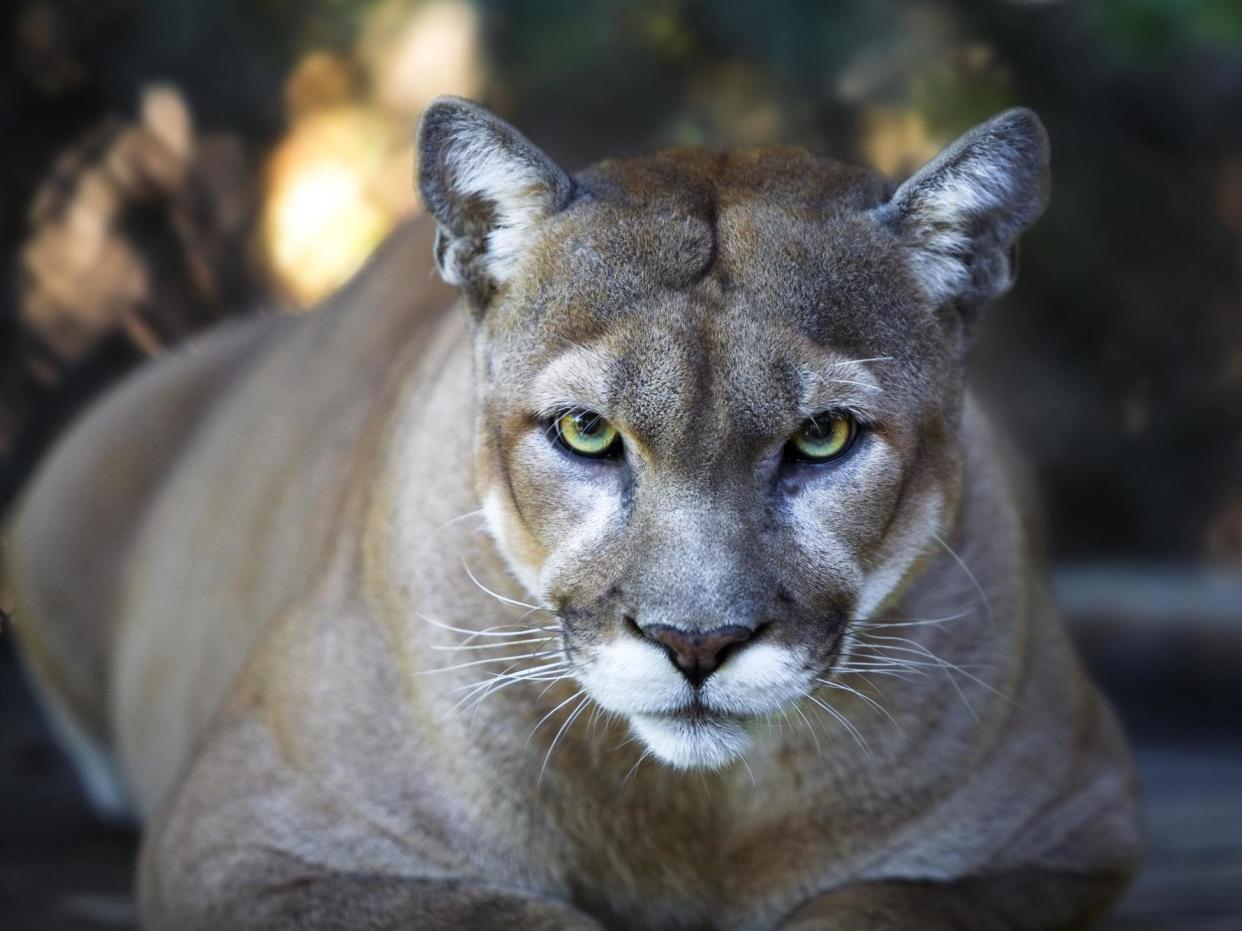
[7,216,457,816]
[3,307,289,814]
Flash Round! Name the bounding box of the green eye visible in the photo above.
[788,413,859,463]
[554,410,621,458]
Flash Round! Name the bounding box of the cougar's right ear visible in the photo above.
[875,108,1050,328]
[417,97,574,309]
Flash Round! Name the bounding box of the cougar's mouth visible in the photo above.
[636,702,750,727]
[628,709,755,770]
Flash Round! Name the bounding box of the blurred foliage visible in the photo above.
[1091,0,1242,59]
[0,0,1240,567]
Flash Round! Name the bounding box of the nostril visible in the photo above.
[638,623,754,684]
[712,636,747,669]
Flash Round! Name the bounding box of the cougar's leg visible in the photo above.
[775,870,1133,931]
[137,716,601,931]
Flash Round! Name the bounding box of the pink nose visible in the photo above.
[640,624,754,684]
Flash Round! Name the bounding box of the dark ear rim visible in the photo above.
[879,107,1051,234]
[416,95,574,238]
[873,107,1051,315]
[415,96,575,309]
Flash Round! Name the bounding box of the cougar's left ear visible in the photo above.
[417,96,574,308]
[875,108,1050,323]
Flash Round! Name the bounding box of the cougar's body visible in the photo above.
[6,102,1141,929]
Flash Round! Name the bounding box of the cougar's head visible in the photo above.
[418,98,1048,769]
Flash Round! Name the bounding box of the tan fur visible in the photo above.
[5,104,1141,929]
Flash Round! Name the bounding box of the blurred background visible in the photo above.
[0,1,1239,928]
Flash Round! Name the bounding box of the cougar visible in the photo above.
[5,97,1142,929]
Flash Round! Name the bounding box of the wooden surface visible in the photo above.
[1108,737,1242,930]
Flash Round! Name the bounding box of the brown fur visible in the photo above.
[4,101,1142,929]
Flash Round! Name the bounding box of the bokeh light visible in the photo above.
[262,107,404,307]
[262,0,482,306]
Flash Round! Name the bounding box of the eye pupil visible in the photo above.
[787,412,860,464]
[553,409,621,458]
[805,418,830,440]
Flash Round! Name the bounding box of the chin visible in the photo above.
[629,712,754,770]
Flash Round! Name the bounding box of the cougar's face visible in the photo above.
[422,99,1045,769]
[471,151,966,769]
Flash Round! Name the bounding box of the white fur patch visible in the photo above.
[528,347,613,419]
[854,490,945,619]
[883,118,1039,305]
[480,487,542,597]
[440,127,549,284]
[901,160,1012,303]
[629,713,753,770]
[576,637,688,717]
[534,488,622,597]
[702,642,809,717]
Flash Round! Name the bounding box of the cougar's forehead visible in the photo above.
[490,146,941,370]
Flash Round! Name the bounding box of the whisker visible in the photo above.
[461,558,544,611]
[536,674,570,701]
[452,628,558,650]
[430,636,556,652]
[432,508,485,536]
[815,678,902,732]
[849,645,991,672]
[421,650,561,675]
[858,610,973,630]
[826,378,882,392]
[459,672,569,719]
[853,636,1009,699]
[850,643,986,720]
[611,732,642,753]
[450,661,567,712]
[418,612,558,640]
[804,693,873,759]
[847,672,891,704]
[528,688,588,741]
[825,355,894,368]
[587,703,606,738]
[791,702,824,760]
[622,749,652,786]
[471,669,569,701]
[846,653,993,706]
[538,693,591,783]
[738,752,757,788]
[834,663,930,681]
[510,604,556,627]
[763,708,789,738]
[698,770,713,798]
[449,660,567,697]
[931,533,995,625]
